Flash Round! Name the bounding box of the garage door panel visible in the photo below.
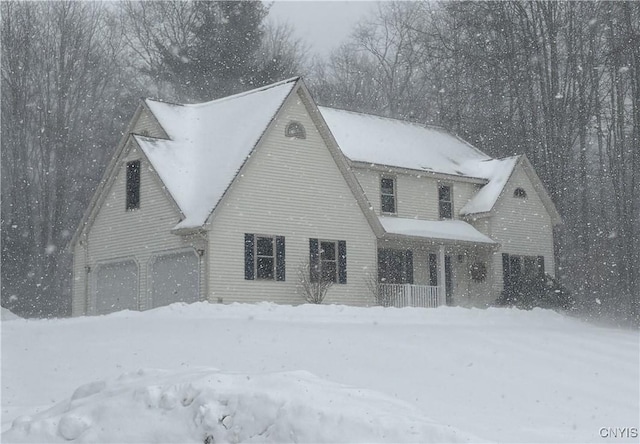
[95,260,138,315]
[151,251,199,308]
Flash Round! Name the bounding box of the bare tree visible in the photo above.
[297,262,333,304]
[1,1,133,317]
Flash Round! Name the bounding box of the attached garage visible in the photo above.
[149,250,200,308]
[94,259,139,315]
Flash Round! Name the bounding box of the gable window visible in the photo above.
[126,160,141,210]
[309,239,347,284]
[514,187,527,198]
[244,234,285,281]
[438,184,452,219]
[285,121,306,139]
[380,177,396,214]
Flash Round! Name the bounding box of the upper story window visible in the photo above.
[438,184,452,219]
[285,121,306,139]
[126,160,141,210]
[380,177,396,214]
[514,187,527,198]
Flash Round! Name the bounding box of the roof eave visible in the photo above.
[350,160,489,184]
[381,232,500,250]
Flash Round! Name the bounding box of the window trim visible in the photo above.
[310,238,347,284]
[514,187,527,198]
[126,160,141,211]
[244,234,285,281]
[438,183,453,220]
[380,176,397,215]
[285,121,306,139]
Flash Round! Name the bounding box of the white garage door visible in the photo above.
[150,251,200,308]
[95,260,138,314]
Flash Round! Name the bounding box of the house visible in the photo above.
[70,77,561,316]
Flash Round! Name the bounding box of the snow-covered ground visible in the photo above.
[2,303,638,443]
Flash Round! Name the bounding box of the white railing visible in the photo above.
[378,284,445,308]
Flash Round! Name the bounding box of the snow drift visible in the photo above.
[2,302,638,443]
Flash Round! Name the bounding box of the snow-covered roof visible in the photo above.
[136,78,298,229]
[318,107,519,216]
[379,216,496,244]
[135,79,518,230]
[318,107,491,176]
[459,156,520,215]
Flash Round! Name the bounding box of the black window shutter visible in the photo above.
[405,250,414,284]
[429,253,438,286]
[502,253,510,292]
[244,234,255,280]
[276,236,286,281]
[338,241,347,284]
[537,256,545,278]
[309,238,319,282]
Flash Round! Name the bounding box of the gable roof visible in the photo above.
[317,107,490,177]
[135,77,299,229]
[317,107,521,217]
[90,78,556,240]
[459,156,520,215]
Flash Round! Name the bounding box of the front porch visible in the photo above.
[376,235,498,308]
[377,283,444,308]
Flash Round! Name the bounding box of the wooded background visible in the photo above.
[2,1,638,324]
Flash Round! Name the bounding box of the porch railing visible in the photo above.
[378,283,445,308]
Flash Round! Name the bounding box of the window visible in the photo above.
[438,184,453,219]
[244,234,285,281]
[126,160,141,210]
[309,239,346,284]
[502,253,544,292]
[285,121,306,139]
[380,177,396,214]
[378,249,413,284]
[470,261,487,282]
[514,187,527,198]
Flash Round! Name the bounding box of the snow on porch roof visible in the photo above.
[135,78,298,229]
[379,216,496,245]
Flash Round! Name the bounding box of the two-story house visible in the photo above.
[70,77,561,315]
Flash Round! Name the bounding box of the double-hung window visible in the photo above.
[309,239,347,284]
[244,234,285,281]
[381,177,396,214]
[438,184,452,219]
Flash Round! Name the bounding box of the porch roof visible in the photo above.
[379,216,496,245]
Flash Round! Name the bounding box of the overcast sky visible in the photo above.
[267,1,380,56]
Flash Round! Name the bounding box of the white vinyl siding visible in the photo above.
[132,108,166,138]
[71,242,87,316]
[207,90,377,306]
[353,168,480,221]
[81,142,206,315]
[487,165,556,302]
